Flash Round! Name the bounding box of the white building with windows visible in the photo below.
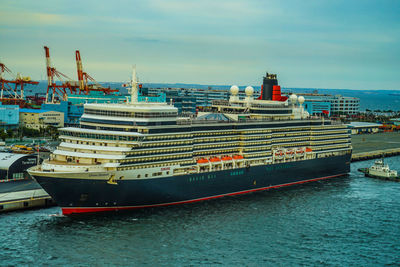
[296,94,360,116]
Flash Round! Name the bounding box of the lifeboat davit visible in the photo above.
[197,158,209,164]
[295,148,304,157]
[275,150,284,159]
[286,150,295,158]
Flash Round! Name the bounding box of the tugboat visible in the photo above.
[358,158,399,181]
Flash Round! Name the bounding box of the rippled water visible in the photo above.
[1,158,400,266]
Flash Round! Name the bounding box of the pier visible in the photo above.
[0,188,54,213]
[351,132,400,162]
[352,148,400,162]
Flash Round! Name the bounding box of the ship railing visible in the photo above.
[177,118,328,125]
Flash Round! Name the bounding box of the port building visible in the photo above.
[0,152,38,181]
[145,87,256,115]
[346,122,382,134]
[303,100,331,116]
[299,94,360,116]
[0,152,52,213]
[0,103,19,129]
[146,87,359,116]
[19,109,64,129]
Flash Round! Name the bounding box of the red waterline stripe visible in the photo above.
[61,173,346,215]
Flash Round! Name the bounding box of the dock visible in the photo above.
[352,148,400,162]
[0,195,54,213]
[351,132,400,162]
[0,173,55,213]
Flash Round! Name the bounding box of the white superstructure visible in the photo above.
[31,69,352,183]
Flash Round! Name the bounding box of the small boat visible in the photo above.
[358,159,399,181]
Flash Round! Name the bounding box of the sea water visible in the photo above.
[0,157,399,266]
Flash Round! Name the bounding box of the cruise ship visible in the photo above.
[28,69,352,215]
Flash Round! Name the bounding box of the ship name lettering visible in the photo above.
[265,165,290,171]
[230,170,244,176]
[189,174,216,182]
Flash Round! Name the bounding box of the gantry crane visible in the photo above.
[44,46,79,103]
[75,50,117,95]
[0,62,39,107]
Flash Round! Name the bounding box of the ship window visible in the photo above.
[137,174,141,178]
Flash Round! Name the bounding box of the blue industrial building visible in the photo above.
[41,101,79,126]
[296,93,360,116]
[303,100,331,116]
[0,103,19,129]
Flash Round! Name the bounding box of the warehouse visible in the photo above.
[346,122,382,134]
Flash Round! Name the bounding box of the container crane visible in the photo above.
[44,46,79,103]
[0,61,39,107]
[75,50,118,95]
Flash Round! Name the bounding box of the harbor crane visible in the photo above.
[44,46,80,103]
[0,61,39,107]
[75,50,117,95]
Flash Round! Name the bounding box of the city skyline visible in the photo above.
[1,0,399,90]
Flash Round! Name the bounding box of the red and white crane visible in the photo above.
[44,46,79,103]
[0,61,39,107]
[75,50,117,95]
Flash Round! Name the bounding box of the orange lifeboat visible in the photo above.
[221,156,233,161]
[233,155,244,160]
[305,147,313,153]
[197,158,209,164]
[209,157,221,163]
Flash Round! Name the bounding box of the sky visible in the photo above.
[0,0,399,90]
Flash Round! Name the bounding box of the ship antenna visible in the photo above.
[130,65,138,104]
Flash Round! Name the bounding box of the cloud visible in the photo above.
[0,10,74,27]
[123,37,166,44]
[0,0,399,90]
[148,0,269,18]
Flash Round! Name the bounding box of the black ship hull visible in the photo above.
[32,154,351,215]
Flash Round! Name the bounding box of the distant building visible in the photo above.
[295,93,360,116]
[42,101,82,126]
[19,109,64,129]
[145,87,260,114]
[330,95,360,115]
[0,103,19,129]
[346,122,381,134]
[303,100,331,116]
